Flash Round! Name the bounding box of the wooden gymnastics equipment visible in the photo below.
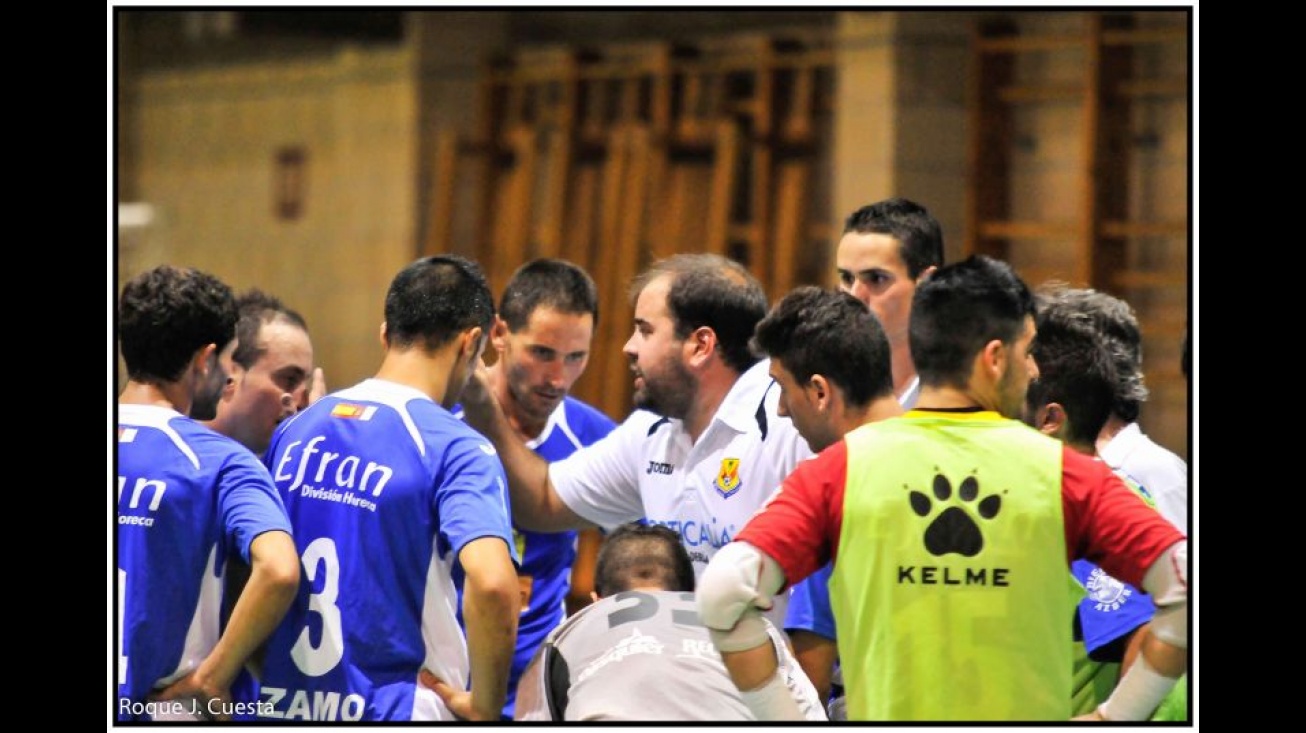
[424,30,835,420]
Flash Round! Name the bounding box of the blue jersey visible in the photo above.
[455,396,616,718]
[1073,560,1154,654]
[784,562,843,712]
[785,563,836,640]
[116,405,291,721]
[1076,471,1157,655]
[255,379,518,721]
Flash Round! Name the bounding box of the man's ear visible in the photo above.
[685,326,718,366]
[1037,402,1067,437]
[979,339,1006,383]
[490,316,510,352]
[191,343,218,379]
[915,264,938,285]
[808,374,832,411]
[462,326,485,360]
[222,366,241,400]
[379,321,389,348]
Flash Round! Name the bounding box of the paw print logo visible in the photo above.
[908,473,1002,557]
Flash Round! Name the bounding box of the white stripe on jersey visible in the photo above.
[119,405,201,469]
[414,536,468,721]
[151,545,223,719]
[525,399,584,453]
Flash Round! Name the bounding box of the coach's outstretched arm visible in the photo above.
[458,363,590,532]
[1082,540,1188,721]
[698,541,805,720]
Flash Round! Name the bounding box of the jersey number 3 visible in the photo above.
[291,537,345,676]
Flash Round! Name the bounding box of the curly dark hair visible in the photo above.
[118,265,237,384]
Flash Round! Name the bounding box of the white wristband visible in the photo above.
[1097,653,1178,721]
[739,670,806,721]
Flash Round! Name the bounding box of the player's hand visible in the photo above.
[419,668,496,721]
[308,367,327,404]
[1071,709,1107,721]
[456,361,500,429]
[150,669,231,721]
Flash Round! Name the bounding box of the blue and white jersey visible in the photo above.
[455,396,616,718]
[116,404,291,721]
[255,379,518,722]
[784,562,846,719]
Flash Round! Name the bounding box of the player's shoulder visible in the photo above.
[547,594,609,646]
[427,408,497,452]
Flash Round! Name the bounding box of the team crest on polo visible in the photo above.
[714,458,742,497]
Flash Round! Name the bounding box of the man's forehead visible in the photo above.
[254,321,313,365]
[634,276,673,314]
[837,232,906,268]
[519,305,594,332]
[768,359,795,383]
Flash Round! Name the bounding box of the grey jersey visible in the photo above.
[514,589,825,721]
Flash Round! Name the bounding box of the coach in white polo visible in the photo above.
[459,254,811,622]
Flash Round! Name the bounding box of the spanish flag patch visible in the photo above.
[331,403,377,421]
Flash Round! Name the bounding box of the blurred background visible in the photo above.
[114,8,1191,459]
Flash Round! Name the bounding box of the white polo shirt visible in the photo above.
[1099,421,1188,534]
[549,359,813,612]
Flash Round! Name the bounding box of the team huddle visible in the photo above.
[115,198,1189,722]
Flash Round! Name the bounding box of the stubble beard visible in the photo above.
[633,357,696,420]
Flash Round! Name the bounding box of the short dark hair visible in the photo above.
[1027,299,1119,445]
[629,254,768,373]
[118,265,237,384]
[384,255,494,350]
[1034,285,1148,422]
[910,255,1035,388]
[231,289,310,370]
[499,258,600,332]
[751,286,893,407]
[594,523,696,597]
[842,197,945,279]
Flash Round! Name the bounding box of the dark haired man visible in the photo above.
[750,286,902,716]
[701,256,1187,721]
[453,258,617,719]
[254,255,520,721]
[507,523,824,721]
[836,197,944,408]
[117,265,299,720]
[1039,287,1188,535]
[459,253,813,625]
[1023,296,1153,715]
[787,199,947,712]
